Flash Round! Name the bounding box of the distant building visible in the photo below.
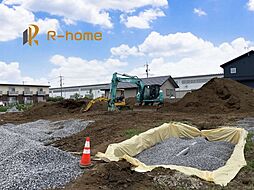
[49,84,107,99]
[50,74,224,99]
[174,74,224,98]
[220,50,254,88]
[102,75,179,99]
[0,84,50,105]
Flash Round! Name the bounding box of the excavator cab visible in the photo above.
[142,85,163,105]
[115,89,126,108]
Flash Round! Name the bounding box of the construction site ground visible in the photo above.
[1,78,254,190]
[0,109,253,190]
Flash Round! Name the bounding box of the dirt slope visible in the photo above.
[162,78,254,113]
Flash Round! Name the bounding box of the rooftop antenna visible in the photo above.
[244,46,250,56]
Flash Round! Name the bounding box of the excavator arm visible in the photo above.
[108,72,145,111]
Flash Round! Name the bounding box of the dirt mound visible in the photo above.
[89,101,108,111]
[125,97,136,106]
[24,99,88,117]
[58,161,155,190]
[58,99,87,109]
[162,78,254,113]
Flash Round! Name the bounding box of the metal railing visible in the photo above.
[37,91,46,96]
[23,91,33,96]
[7,91,19,96]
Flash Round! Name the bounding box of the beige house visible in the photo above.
[0,84,50,105]
[102,75,179,99]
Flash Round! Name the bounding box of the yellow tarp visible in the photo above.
[96,122,248,186]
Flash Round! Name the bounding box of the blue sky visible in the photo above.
[0,0,254,87]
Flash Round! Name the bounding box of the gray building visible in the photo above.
[49,84,107,99]
[220,50,254,88]
[102,75,179,99]
[174,74,224,98]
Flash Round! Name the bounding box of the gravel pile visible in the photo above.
[2,119,92,144]
[236,117,254,131]
[0,119,91,190]
[135,137,235,171]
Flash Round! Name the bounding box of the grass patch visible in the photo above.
[246,160,254,171]
[245,132,254,171]
[125,129,142,138]
[245,132,254,152]
[0,106,8,112]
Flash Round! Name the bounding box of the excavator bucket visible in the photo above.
[82,97,109,112]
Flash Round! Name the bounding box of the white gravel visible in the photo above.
[135,137,235,171]
[0,119,92,190]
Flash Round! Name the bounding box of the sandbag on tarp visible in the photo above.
[96,122,248,186]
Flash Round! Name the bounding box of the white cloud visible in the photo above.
[112,32,253,77]
[49,55,128,86]
[62,18,76,25]
[111,44,143,58]
[0,4,34,41]
[0,61,48,84]
[121,8,165,29]
[36,18,60,34]
[193,8,207,16]
[139,31,215,57]
[248,0,254,11]
[0,4,59,41]
[2,0,168,29]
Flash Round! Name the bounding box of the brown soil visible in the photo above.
[1,79,254,190]
[161,78,254,113]
[89,101,108,111]
[125,97,136,106]
[23,99,87,118]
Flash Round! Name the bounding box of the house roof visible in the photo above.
[0,83,50,87]
[220,50,254,68]
[101,75,179,90]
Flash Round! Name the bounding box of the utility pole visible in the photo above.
[59,75,63,97]
[145,62,150,78]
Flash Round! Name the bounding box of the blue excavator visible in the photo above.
[108,72,164,111]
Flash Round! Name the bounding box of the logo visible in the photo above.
[23,24,39,46]
[23,24,103,46]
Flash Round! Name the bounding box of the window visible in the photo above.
[182,78,210,84]
[166,89,170,96]
[24,87,30,91]
[38,88,43,92]
[230,67,237,74]
[166,89,174,97]
[9,87,15,92]
[24,87,30,94]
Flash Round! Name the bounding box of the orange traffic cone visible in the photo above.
[79,137,91,168]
